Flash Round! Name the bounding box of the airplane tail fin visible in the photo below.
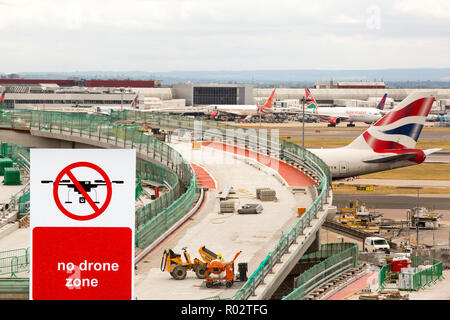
[263,89,276,108]
[346,91,436,150]
[0,90,5,107]
[304,88,319,109]
[131,93,139,109]
[257,89,276,113]
[376,93,388,110]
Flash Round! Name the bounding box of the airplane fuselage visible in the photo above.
[310,107,382,123]
[308,147,417,179]
[209,105,271,117]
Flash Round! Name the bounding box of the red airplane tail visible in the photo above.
[257,89,276,112]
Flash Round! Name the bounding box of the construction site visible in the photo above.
[0,104,447,302]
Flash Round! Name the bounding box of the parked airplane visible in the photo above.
[138,91,275,119]
[308,91,439,179]
[305,88,387,127]
[208,89,277,120]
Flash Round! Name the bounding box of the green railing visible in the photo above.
[1,108,335,298]
[0,143,30,215]
[109,111,333,301]
[0,248,30,278]
[0,278,29,294]
[378,265,388,290]
[379,257,443,291]
[0,108,198,249]
[299,242,358,262]
[282,243,359,300]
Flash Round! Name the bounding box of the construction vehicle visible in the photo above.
[198,246,220,263]
[335,200,382,233]
[407,207,442,229]
[205,251,242,288]
[160,247,207,280]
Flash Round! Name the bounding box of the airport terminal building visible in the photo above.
[1,79,450,113]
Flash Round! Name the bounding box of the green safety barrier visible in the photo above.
[0,108,334,297]
[0,278,29,294]
[0,248,30,278]
[379,257,443,291]
[299,242,358,262]
[231,177,330,300]
[282,243,359,300]
[108,110,333,301]
[0,108,198,250]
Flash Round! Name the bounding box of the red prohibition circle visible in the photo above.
[52,161,112,221]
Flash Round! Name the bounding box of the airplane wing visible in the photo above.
[363,152,421,163]
[424,148,441,156]
[304,110,351,122]
[215,110,247,117]
[364,148,441,164]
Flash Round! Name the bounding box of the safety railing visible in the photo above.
[0,143,30,216]
[0,108,198,249]
[379,257,443,291]
[282,243,359,300]
[0,248,30,278]
[1,108,334,296]
[299,242,357,262]
[232,177,329,300]
[0,278,29,294]
[111,110,334,300]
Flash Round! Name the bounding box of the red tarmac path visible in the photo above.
[190,163,216,189]
[327,272,376,300]
[201,142,316,187]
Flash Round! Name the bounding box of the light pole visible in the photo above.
[398,186,423,249]
[120,88,124,112]
[301,97,312,160]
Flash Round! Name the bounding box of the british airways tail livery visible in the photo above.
[376,93,388,111]
[309,91,440,179]
[0,90,5,106]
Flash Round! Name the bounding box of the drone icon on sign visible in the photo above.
[41,179,124,204]
[40,161,125,221]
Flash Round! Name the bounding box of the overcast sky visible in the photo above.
[1,0,449,73]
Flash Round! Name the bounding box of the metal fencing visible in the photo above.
[110,111,334,300]
[282,243,359,300]
[0,248,30,277]
[0,108,336,297]
[379,257,443,291]
[0,108,198,249]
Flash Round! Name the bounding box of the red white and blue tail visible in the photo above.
[376,93,388,110]
[347,91,435,151]
[0,89,5,103]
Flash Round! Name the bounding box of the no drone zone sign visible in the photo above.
[30,149,136,300]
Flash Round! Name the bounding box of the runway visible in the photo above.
[275,126,450,141]
[333,193,450,211]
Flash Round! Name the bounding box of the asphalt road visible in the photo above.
[333,193,450,210]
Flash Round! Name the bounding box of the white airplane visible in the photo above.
[208,89,276,120]
[308,91,440,179]
[305,88,387,127]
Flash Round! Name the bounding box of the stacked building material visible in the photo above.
[220,200,235,213]
[257,188,277,201]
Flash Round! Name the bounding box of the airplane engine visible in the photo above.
[328,117,341,125]
[210,111,218,120]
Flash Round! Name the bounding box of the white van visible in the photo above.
[364,237,390,254]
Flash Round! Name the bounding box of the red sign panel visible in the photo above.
[32,227,132,300]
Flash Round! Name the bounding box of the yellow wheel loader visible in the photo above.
[161,247,207,280]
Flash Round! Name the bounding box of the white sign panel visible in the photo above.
[30,149,136,300]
